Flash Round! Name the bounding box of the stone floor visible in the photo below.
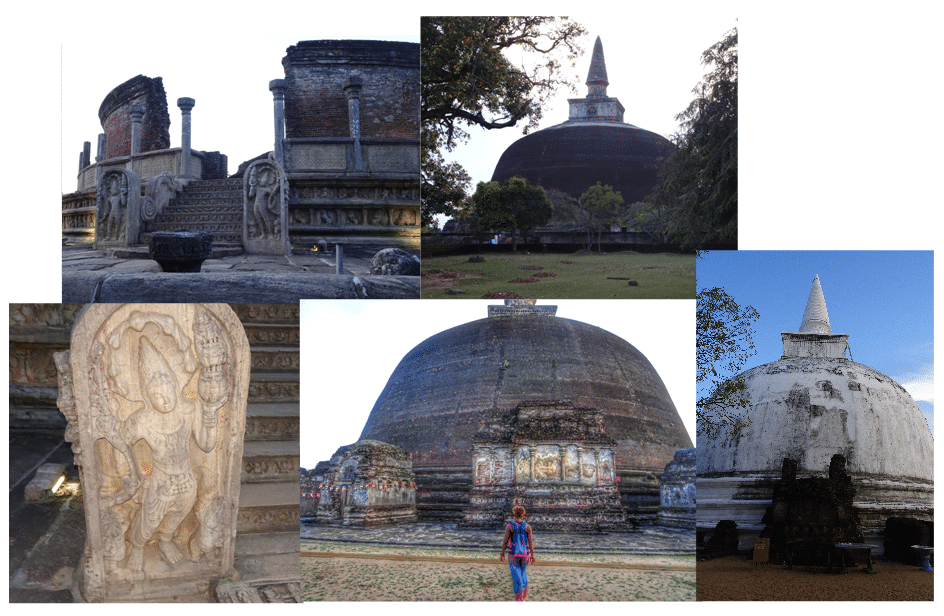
[61,244,420,302]
[8,427,299,603]
[301,520,695,555]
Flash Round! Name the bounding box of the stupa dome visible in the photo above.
[490,36,674,201]
[358,301,693,519]
[697,276,933,549]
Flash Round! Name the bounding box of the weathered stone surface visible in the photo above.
[24,463,66,502]
[149,230,214,272]
[370,247,420,276]
[62,272,420,302]
[659,448,695,528]
[95,168,142,249]
[55,304,250,602]
[311,440,418,527]
[461,400,625,531]
[358,301,692,519]
[758,455,863,566]
[243,158,289,255]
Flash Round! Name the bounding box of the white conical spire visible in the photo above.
[799,275,831,334]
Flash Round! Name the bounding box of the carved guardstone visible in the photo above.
[243,157,289,255]
[54,304,250,602]
[95,168,142,249]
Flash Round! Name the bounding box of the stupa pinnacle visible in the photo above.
[568,36,624,123]
[585,36,609,97]
[799,274,831,334]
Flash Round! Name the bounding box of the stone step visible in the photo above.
[238,481,299,534]
[245,402,299,442]
[249,372,300,404]
[242,440,299,485]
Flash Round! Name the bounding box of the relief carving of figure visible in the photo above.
[101,173,128,240]
[248,165,280,239]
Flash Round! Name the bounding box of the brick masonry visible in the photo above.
[282,40,419,139]
[98,75,171,159]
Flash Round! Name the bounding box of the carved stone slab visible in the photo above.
[95,168,142,249]
[55,304,250,602]
[243,157,289,255]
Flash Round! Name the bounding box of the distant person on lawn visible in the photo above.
[499,505,535,601]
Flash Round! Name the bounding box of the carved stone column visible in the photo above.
[177,97,195,178]
[268,80,287,169]
[54,304,250,602]
[130,105,146,156]
[343,76,364,170]
[528,445,536,482]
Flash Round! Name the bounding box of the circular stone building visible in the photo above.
[697,276,934,551]
[490,36,674,202]
[358,300,693,521]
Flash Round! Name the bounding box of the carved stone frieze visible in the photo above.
[216,580,300,603]
[55,304,250,602]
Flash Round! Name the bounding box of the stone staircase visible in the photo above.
[229,304,300,595]
[141,178,245,252]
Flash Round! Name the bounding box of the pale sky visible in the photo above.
[301,299,695,468]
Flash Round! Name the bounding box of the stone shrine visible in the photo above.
[461,400,624,531]
[356,300,693,522]
[658,448,696,528]
[491,36,674,203]
[697,275,934,552]
[63,40,420,253]
[311,440,417,527]
[54,304,250,602]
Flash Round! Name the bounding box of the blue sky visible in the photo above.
[697,251,934,436]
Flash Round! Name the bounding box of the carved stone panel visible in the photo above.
[243,158,289,255]
[55,304,250,602]
[95,168,142,248]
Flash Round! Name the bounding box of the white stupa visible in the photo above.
[697,275,933,551]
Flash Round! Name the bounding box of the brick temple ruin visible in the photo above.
[62,40,420,255]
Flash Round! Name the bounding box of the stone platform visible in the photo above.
[301,520,695,555]
[61,244,420,301]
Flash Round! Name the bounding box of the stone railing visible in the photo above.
[75,148,204,192]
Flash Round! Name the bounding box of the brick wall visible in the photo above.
[281,40,419,140]
[98,75,171,159]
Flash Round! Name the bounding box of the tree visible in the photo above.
[650,26,738,249]
[421,17,586,225]
[578,183,624,252]
[421,144,471,227]
[696,285,759,442]
[470,176,553,252]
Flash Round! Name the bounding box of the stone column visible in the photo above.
[343,76,364,170]
[269,79,287,168]
[96,134,106,162]
[557,445,565,482]
[528,445,536,482]
[576,446,585,484]
[129,105,146,156]
[80,141,91,171]
[177,98,195,178]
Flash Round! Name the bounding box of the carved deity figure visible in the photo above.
[248,165,279,239]
[101,173,128,240]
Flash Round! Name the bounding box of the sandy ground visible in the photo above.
[301,541,694,601]
[696,555,933,601]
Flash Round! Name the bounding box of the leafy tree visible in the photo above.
[470,176,553,252]
[578,183,624,252]
[421,144,471,227]
[697,285,759,442]
[421,17,586,225]
[650,26,738,249]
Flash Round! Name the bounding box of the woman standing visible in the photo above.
[499,505,536,601]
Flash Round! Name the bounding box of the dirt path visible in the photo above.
[697,555,933,601]
[301,546,694,601]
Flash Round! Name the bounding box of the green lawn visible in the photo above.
[422,250,695,299]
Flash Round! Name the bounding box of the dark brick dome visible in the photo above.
[358,311,692,473]
[491,122,675,202]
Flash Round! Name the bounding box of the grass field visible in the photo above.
[421,250,695,299]
[301,540,695,601]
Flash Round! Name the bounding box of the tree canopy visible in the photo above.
[421,17,586,225]
[578,183,624,252]
[650,26,738,249]
[696,284,759,442]
[470,176,553,252]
